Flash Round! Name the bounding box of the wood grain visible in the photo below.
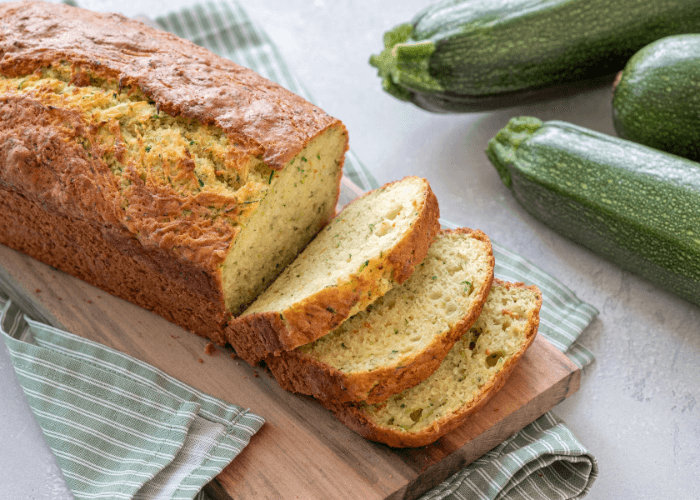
[0,243,580,500]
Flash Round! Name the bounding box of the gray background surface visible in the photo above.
[1,0,699,498]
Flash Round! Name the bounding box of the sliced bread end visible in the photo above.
[324,280,542,448]
[267,228,496,404]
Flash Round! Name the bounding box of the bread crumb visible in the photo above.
[204,342,216,356]
[253,373,259,378]
[502,308,520,319]
[35,289,41,293]
[87,300,92,304]
[197,358,204,364]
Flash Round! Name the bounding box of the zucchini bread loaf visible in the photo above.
[0,1,348,343]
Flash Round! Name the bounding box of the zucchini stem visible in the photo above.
[370,23,444,101]
[485,117,544,188]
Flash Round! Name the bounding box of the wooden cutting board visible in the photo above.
[0,244,580,500]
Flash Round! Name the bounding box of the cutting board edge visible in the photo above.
[0,243,585,500]
[389,361,581,500]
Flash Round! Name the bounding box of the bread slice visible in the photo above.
[266,228,495,404]
[325,280,542,448]
[226,176,440,364]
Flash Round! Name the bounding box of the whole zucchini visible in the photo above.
[613,34,700,162]
[370,0,700,112]
[486,117,700,307]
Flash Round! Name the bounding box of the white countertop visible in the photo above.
[1,0,699,498]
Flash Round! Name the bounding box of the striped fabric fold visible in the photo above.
[421,413,597,500]
[1,295,264,500]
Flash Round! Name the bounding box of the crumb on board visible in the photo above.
[197,358,204,364]
[35,289,41,293]
[204,342,216,356]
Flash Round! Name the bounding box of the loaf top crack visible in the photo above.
[0,1,338,170]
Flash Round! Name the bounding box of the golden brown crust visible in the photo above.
[0,82,235,337]
[0,1,339,171]
[0,93,122,226]
[0,187,229,344]
[0,1,347,271]
[383,184,441,284]
[226,177,441,364]
[266,228,495,404]
[324,280,542,448]
[0,2,346,348]
[0,91,222,300]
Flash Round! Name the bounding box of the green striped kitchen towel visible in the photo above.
[0,294,264,500]
[155,2,599,499]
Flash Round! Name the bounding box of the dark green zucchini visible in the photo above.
[486,117,700,307]
[613,34,700,162]
[370,0,700,112]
